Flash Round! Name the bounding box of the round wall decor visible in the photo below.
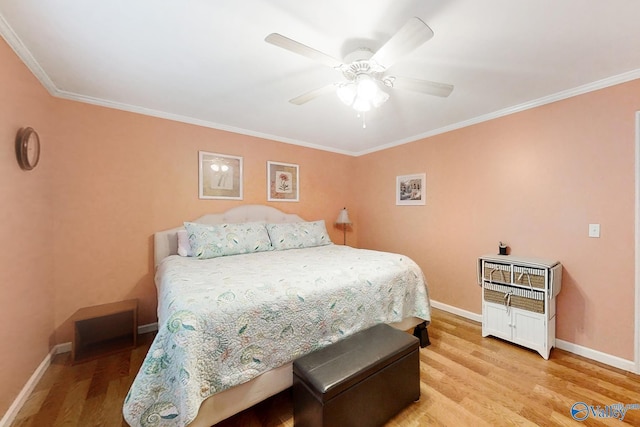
[15,127,40,170]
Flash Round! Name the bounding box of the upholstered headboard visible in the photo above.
[153,204,304,266]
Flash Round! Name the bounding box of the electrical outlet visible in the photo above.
[588,224,600,238]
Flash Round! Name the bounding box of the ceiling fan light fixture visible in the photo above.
[355,75,378,101]
[337,83,356,106]
[352,97,371,112]
[266,16,454,125]
[372,87,390,107]
[337,74,389,114]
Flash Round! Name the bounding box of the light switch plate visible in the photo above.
[588,224,600,238]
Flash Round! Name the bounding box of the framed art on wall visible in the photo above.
[199,151,243,200]
[267,161,299,202]
[396,173,426,205]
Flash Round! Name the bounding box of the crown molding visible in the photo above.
[54,69,640,158]
[52,88,355,156]
[0,14,58,95]
[355,69,640,156]
[2,14,638,158]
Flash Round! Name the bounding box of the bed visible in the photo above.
[123,205,431,427]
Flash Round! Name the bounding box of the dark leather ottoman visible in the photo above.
[292,323,420,427]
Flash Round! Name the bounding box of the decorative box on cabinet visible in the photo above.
[478,255,562,359]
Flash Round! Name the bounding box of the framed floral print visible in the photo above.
[199,151,243,200]
[396,173,426,205]
[267,161,299,202]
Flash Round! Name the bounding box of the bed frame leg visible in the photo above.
[413,321,430,348]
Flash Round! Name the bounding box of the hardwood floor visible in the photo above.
[10,308,640,426]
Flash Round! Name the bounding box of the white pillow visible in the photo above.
[265,220,332,250]
[184,222,273,259]
[177,229,192,257]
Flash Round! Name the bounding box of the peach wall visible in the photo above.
[0,39,56,415]
[354,79,639,360]
[0,36,356,416]
[50,100,358,343]
[2,25,639,419]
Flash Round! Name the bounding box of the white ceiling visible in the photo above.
[1,1,640,156]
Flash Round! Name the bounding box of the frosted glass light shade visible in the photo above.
[337,84,356,106]
[372,89,389,107]
[335,76,389,114]
[352,98,371,112]
[336,207,352,224]
[356,76,378,101]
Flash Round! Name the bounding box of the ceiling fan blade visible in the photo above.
[265,33,343,68]
[289,84,337,105]
[393,77,454,97]
[371,17,434,69]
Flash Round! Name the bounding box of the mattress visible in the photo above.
[123,244,430,426]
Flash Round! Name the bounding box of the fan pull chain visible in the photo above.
[357,112,367,128]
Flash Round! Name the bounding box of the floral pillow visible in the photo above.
[184,222,273,259]
[266,220,332,250]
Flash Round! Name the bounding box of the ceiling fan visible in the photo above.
[265,17,453,116]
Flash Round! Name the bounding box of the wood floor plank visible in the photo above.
[9,308,640,426]
[459,395,536,427]
[9,415,35,427]
[27,377,73,426]
[101,377,132,427]
[417,384,491,427]
[12,388,49,420]
[52,378,90,426]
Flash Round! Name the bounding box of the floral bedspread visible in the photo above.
[123,245,430,426]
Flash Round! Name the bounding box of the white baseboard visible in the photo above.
[431,299,637,373]
[1,311,635,425]
[0,345,57,427]
[555,339,637,373]
[430,299,483,323]
[56,342,72,354]
[1,321,160,425]
[138,322,158,335]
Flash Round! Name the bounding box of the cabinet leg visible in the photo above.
[413,321,431,348]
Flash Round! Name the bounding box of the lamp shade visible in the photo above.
[336,207,352,225]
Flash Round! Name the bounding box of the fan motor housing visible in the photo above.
[342,48,385,81]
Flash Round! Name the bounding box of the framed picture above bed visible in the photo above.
[199,151,243,200]
[267,161,299,202]
[396,173,426,205]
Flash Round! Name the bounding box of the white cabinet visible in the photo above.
[478,255,562,359]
